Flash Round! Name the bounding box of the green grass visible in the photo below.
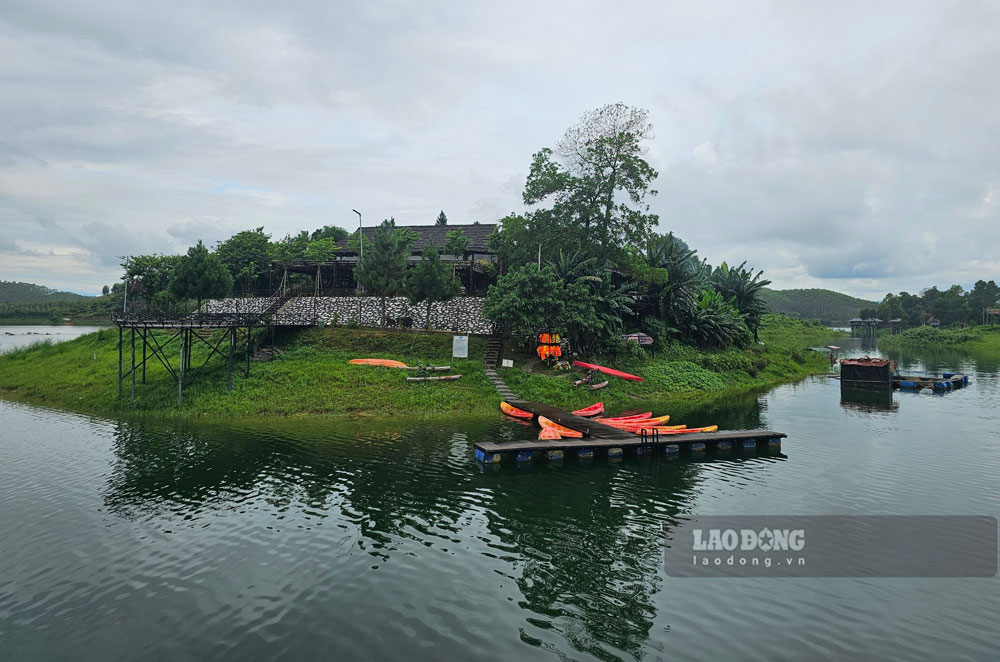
[0,326,497,420]
[0,315,836,421]
[499,315,834,412]
[877,324,1000,351]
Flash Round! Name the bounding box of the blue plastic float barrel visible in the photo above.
[898,380,917,389]
[716,440,732,451]
[607,447,623,458]
[546,450,564,461]
[577,449,594,460]
[515,450,533,463]
[742,439,757,449]
[475,448,501,464]
[690,442,706,453]
[664,445,680,457]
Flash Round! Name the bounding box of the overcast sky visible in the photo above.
[1,0,998,299]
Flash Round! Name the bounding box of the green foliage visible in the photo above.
[760,288,877,325]
[710,260,771,340]
[309,225,349,242]
[215,227,270,295]
[879,324,1000,349]
[355,220,416,325]
[168,240,234,309]
[435,210,448,226]
[124,254,183,311]
[406,241,459,330]
[443,230,468,257]
[483,264,565,342]
[524,103,659,253]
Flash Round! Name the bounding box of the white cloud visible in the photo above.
[0,0,998,298]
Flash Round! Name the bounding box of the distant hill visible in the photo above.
[761,288,877,326]
[0,281,91,304]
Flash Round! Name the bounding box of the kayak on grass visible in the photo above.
[500,401,533,419]
[572,402,604,417]
[537,415,584,438]
[406,374,461,382]
[349,358,408,368]
[572,360,643,382]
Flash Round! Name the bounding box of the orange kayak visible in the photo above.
[537,415,584,438]
[538,427,562,440]
[596,412,652,423]
[630,424,686,434]
[349,358,408,368]
[656,425,718,435]
[500,401,533,419]
[617,415,671,428]
[572,402,604,417]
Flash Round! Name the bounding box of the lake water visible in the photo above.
[1,331,998,660]
[0,325,108,353]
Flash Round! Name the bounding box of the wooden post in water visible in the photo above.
[130,327,136,402]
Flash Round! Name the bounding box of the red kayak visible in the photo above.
[572,402,604,417]
[572,361,643,382]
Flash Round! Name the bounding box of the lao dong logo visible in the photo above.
[692,527,805,552]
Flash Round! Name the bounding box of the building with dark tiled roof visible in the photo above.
[280,223,497,295]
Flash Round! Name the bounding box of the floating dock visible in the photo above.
[476,400,787,463]
[893,373,968,391]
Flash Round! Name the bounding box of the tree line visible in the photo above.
[861,280,1000,327]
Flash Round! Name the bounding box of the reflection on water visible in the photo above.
[840,386,898,414]
[2,335,1000,660]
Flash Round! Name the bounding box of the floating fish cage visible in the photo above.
[894,373,968,391]
[839,358,894,388]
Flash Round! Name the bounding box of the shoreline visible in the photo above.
[0,317,838,422]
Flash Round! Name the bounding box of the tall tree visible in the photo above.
[354,220,416,325]
[406,241,459,330]
[303,238,340,296]
[215,228,271,296]
[270,231,310,294]
[310,225,350,242]
[169,240,234,310]
[523,103,659,255]
[435,210,448,226]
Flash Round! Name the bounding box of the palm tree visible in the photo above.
[710,261,771,341]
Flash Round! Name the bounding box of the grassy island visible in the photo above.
[0,315,836,420]
[877,325,1000,352]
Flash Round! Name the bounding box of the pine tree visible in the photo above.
[435,210,448,226]
[169,240,234,310]
[407,241,459,330]
[355,221,415,325]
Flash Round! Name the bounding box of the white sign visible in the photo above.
[452,335,468,358]
[501,359,513,368]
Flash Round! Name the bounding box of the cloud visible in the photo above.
[0,0,998,299]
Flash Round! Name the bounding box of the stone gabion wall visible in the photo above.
[201,298,279,314]
[280,296,493,334]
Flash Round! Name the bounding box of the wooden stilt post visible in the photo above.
[228,326,235,392]
[245,326,251,377]
[118,326,123,396]
[141,328,147,384]
[130,327,136,402]
[178,330,185,407]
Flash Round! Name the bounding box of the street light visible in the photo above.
[352,209,363,293]
[117,255,130,313]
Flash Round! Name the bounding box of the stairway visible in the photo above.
[483,333,517,400]
[251,345,284,362]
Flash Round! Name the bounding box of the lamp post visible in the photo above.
[118,255,130,313]
[352,209,363,293]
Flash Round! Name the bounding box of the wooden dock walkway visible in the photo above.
[476,400,786,463]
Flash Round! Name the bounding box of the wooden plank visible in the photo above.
[475,429,786,453]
